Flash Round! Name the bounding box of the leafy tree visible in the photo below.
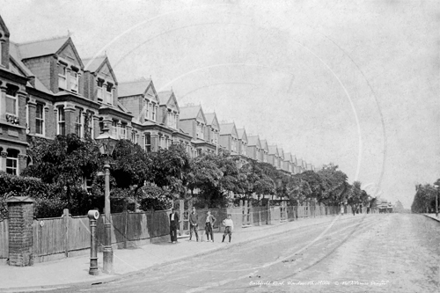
[151,144,191,197]
[22,134,100,210]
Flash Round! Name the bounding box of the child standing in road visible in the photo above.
[222,214,234,243]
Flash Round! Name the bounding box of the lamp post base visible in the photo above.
[103,221,113,274]
[89,256,99,275]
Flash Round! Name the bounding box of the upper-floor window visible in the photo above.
[105,83,113,105]
[196,123,204,140]
[151,104,157,121]
[96,79,104,102]
[0,41,3,66]
[57,107,65,135]
[131,131,137,144]
[5,85,18,116]
[35,103,45,135]
[6,149,19,175]
[85,111,94,138]
[144,132,151,152]
[58,63,67,89]
[75,108,83,137]
[70,69,79,92]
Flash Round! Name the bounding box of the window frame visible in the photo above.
[57,107,66,135]
[58,63,68,89]
[144,132,151,152]
[35,103,45,136]
[6,149,19,176]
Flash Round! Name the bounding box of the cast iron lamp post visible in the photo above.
[96,128,118,274]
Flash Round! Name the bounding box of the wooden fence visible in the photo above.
[0,203,343,263]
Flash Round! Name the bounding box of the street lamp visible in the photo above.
[96,128,118,274]
[434,184,439,218]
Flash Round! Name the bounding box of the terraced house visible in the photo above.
[0,13,317,177]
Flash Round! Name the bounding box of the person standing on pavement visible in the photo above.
[189,207,199,241]
[169,208,180,244]
[205,210,216,242]
[222,214,234,243]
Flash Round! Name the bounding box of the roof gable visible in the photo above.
[268,145,279,156]
[84,56,117,84]
[205,113,220,130]
[237,128,247,142]
[219,123,238,139]
[56,38,83,68]
[0,15,10,37]
[196,108,207,124]
[158,91,179,112]
[260,140,269,151]
[247,135,261,148]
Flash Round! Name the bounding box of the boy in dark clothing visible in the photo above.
[169,208,180,243]
[205,210,216,242]
[222,214,234,243]
[189,207,199,241]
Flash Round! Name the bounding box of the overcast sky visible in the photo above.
[1,0,438,208]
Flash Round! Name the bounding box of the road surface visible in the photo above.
[42,214,439,293]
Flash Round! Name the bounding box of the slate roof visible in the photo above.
[157,91,173,105]
[260,140,269,150]
[118,78,152,97]
[219,123,235,135]
[247,135,260,146]
[17,36,69,59]
[268,145,278,155]
[83,56,107,72]
[179,105,202,120]
[204,113,217,125]
[237,128,246,139]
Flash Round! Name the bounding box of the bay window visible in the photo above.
[6,149,19,175]
[144,132,151,152]
[36,103,44,135]
[57,107,65,135]
[75,108,83,137]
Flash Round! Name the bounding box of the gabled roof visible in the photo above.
[17,36,83,67]
[219,122,237,137]
[247,135,261,147]
[236,128,247,142]
[83,55,118,84]
[278,148,284,159]
[82,56,107,72]
[118,77,153,97]
[205,112,217,125]
[285,153,293,162]
[260,140,269,151]
[9,42,52,94]
[268,145,279,155]
[0,14,10,37]
[158,91,180,112]
[179,105,205,121]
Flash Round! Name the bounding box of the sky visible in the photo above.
[1,0,438,208]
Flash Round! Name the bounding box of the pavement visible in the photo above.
[424,213,440,222]
[0,214,351,292]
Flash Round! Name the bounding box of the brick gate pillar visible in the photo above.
[7,196,34,266]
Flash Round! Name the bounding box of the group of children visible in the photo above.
[169,207,233,244]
